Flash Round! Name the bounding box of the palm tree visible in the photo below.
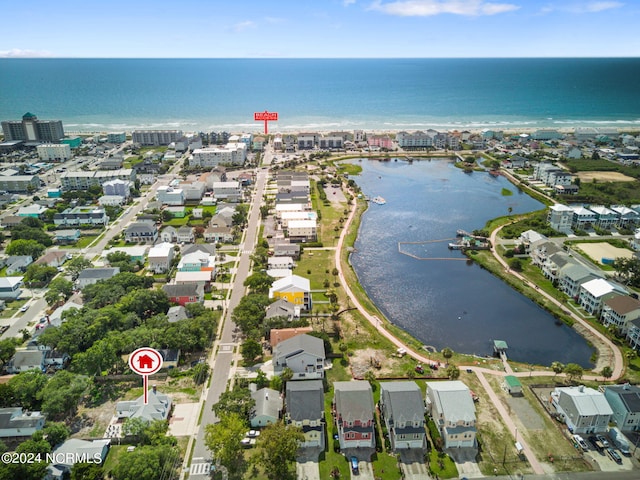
[441,347,453,363]
[551,361,564,377]
[601,366,613,381]
[446,364,460,380]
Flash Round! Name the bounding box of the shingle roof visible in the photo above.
[334,381,374,424]
[286,380,324,422]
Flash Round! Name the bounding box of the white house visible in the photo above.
[273,333,325,380]
[148,242,175,274]
[578,278,626,315]
[426,380,477,449]
[551,385,612,434]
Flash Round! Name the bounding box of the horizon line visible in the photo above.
[2,56,640,60]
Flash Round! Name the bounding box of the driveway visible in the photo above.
[448,447,483,478]
[297,446,322,480]
[399,449,430,480]
[342,447,375,480]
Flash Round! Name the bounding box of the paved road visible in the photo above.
[0,292,47,340]
[187,167,268,478]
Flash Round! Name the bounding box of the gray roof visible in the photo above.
[381,381,424,424]
[251,387,282,421]
[0,407,45,433]
[334,381,374,424]
[265,298,297,319]
[116,389,171,422]
[162,283,202,297]
[427,380,476,424]
[8,349,45,370]
[167,305,188,322]
[275,334,325,361]
[286,380,324,422]
[125,222,156,234]
[548,252,574,269]
[605,384,640,413]
[182,243,216,256]
[77,267,120,280]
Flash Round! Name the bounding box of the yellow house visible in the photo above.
[268,274,312,311]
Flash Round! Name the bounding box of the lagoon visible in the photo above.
[349,159,594,367]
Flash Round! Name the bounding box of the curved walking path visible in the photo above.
[333,183,624,477]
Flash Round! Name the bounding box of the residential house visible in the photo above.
[273,333,325,380]
[601,295,640,335]
[589,206,618,230]
[158,348,180,369]
[182,243,216,257]
[547,204,574,234]
[542,252,576,283]
[204,225,234,243]
[156,186,184,205]
[124,222,158,244]
[53,229,81,244]
[269,274,312,311]
[116,387,172,422]
[611,206,640,229]
[426,380,477,449]
[571,206,597,231]
[5,255,33,275]
[285,380,325,449]
[148,242,175,274]
[274,243,301,259]
[165,206,187,218]
[518,230,547,254]
[17,204,47,218]
[76,267,120,289]
[176,226,195,244]
[162,283,204,306]
[174,271,212,292]
[177,251,215,273]
[626,318,640,350]
[380,382,426,451]
[265,299,301,324]
[0,215,25,228]
[333,381,376,449]
[212,181,243,202]
[578,278,626,316]
[0,407,45,439]
[102,246,148,263]
[5,348,46,373]
[43,349,70,370]
[280,211,318,229]
[167,305,188,323]
[603,384,640,432]
[98,195,125,207]
[160,226,178,243]
[269,326,312,348]
[551,385,613,434]
[53,207,109,227]
[287,219,317,243]
[250,387,283,428]
[0,276,23,300]
[34,250,68,268]
[268,256,294,270]
[530,240,562,268]
[558,263,602,300]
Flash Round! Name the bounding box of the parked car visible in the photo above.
[588,436,604,453]
[350,456,359,475]
[596,434,610,448]
[415,365,424,374]
[607,447,622,464]
[573,434,588,452]
[19,305,29,313]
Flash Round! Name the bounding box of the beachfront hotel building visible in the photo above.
[131,130,183,146]
[1,112,65,144]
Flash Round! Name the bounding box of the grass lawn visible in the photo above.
[426,449,458,479]
[293,249,334,291]
[102,445,128,476]
[74,234,99,248]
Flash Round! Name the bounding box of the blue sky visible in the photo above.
[1,0,638,58]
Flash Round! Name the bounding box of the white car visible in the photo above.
[19,305,29,313]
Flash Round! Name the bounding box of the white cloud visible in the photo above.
[0,48,53,58]
[369,0,520,16]
[232,20,256,32]
[344,0,357,5]
[539,1,624,14]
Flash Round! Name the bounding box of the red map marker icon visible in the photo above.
[128,347,163,404]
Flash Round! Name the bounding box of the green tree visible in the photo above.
[39,370,89,419]
[119,289,170,320]
[204,412,247,479]
[508,257,523,272]
[243,271,273,294]
[66,256,93,280]
[24,264,58,287]
[441,347,453,362]
[43,422,70,448]
[112,445,179,480]
[601,366,613,381]
[5,239,46,258]
[231,294,270,338]
[551,361,565,377]
[445,364,460,380]
[254,421,304,480]
[563,363,584,382]
[7,370,48,410]
[241,339,262,365]
[212,386,255,420]
[71,462,104,480]
[0,338,20,369]
[44,277,74,306]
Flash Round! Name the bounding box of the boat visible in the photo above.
[371,196,386,205]
[448,242,463,250]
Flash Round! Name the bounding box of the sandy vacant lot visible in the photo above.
[576,171,636,182]
[575,242,635,264]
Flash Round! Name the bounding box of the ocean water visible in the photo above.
[350,159,594,367]
[1,58,640,132]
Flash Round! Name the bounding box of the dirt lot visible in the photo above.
[576,171,637,182]
[575,242,635,264]
[349,348,397,378]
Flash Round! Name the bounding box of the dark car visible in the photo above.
[596,434,610,448]
[350,456,359,475]
[607,447,622,464]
